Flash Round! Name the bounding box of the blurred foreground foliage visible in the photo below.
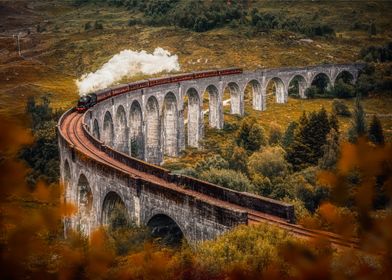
[0,92,391,279]
[19,95,64,186]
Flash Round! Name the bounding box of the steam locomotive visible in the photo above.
[76,68,243,112]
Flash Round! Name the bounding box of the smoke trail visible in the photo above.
[76,47,180,95]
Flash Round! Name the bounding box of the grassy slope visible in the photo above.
[0,0,391,138]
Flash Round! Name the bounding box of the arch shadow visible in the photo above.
[147,214,185,247]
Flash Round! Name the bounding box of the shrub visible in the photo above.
[199,168,253,192]
[228,146,248,174]
[197,224,292,274]
[107,204,150,255]
[84,21,92,30]
[286,167,329,212]
[332,99,351,117]
[94,20,104,30]
[329,79,355,98]
[368,115,385,145]
[268,124,283,145]
[195,155,229,172]
[359,42,392,63]
[128,18,140,26]
[305,86,319,98]
[248,146,290,180]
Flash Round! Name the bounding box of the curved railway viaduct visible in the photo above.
[58,63,362,246]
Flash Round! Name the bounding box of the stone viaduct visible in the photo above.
[58,63,363,245]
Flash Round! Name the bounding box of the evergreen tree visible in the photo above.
[348,97,367,143]
[248,124,266,151]
[318,128,340,170]
[368,115,385,145]
[236,118,266,152]
[268,124,282,145]
[282,121,298,148]
[286,113,312,170]
[286,108,332,170]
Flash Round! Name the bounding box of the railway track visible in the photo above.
[60,110,359,250]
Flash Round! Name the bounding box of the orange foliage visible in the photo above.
[1,117,391,279]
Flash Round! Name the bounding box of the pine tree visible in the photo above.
[368,115,385,145]
[282,121,298,148]
[236,118,266,152]
[248,124,266,151]
[286,108,332,170]
[268,124,282,146]
[318,128,340,170]
[348,97,367,143]
[286,112,312,170]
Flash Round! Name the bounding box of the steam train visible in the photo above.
[76,68,243,112]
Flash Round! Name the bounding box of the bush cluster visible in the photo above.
[250,9,335,37]
[360,42,392,63]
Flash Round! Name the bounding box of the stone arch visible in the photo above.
[163,92,178,157]
[185,88,201,147]
[244,79,263,110]
[147,213,185,247]
[93,119,100,140]
[288,75,307,98]
[101,191,128,227]
[115,105,128,153]
[311,72,332,94]
[203,85,221,128]
[130,100,144,159]
[77,174,93,235]
[224,82,242,115]
[266,77,286,103]
[103,111,114,147]
[334,70,355,84]
[145,96,161,163]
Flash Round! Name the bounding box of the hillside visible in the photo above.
[1,0,391,119]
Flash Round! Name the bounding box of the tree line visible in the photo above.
[74,0,337,37]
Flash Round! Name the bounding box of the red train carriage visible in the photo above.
[170,73,194,83]
[95,89,112,102]
[111,84,129,97]
[218,68,243,76]
[148,77,172,87]
[129,80,149,91]
[194,70,219,79]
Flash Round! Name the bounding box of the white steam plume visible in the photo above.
[76,47,180,95]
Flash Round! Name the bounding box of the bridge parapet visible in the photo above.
[173,175,295,223]
[80,115,295,224]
